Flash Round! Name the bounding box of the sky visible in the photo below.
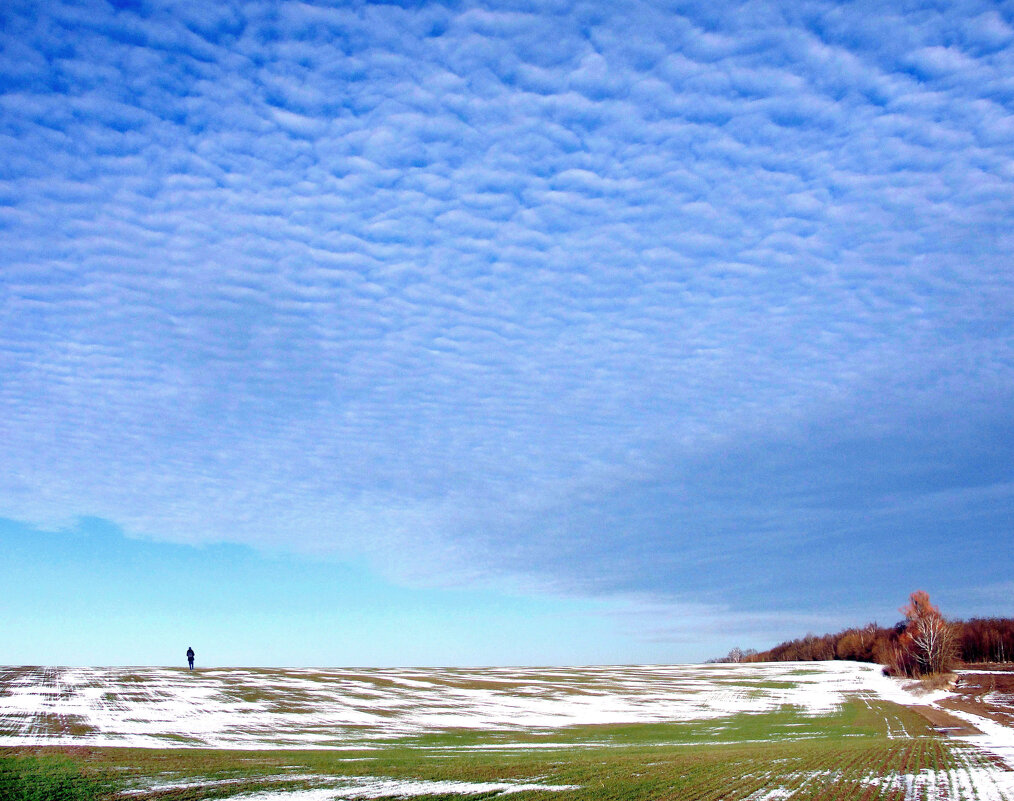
[1,0,1012,667]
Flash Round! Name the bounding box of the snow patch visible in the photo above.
[0,662,891,749]
[220,776,579,800]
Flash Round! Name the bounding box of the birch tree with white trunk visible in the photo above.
[900,591,957,676]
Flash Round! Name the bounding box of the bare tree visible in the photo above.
[900,591,957,676]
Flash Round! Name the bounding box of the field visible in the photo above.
[2,661,1013,800]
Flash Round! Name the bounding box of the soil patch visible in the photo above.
[907,705,981,736]
[941,664,1014,729]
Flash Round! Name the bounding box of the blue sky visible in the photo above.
[1,0,1012,666]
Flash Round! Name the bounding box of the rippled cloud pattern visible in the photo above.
[2,0,1012,619]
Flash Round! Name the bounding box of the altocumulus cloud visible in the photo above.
[1,0,1013,625]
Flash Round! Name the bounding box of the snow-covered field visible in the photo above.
[4,662,1014,801]
[0,661,896,749]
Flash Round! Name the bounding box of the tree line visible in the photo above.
[711,591,1014,677]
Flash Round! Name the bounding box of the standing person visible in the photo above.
[187,647,195,671]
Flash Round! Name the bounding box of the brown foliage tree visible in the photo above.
[956,618,1014,663]
[898,590,957,676]
[715,596,1012,670]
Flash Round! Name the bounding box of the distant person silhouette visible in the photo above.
[187,647,195,671]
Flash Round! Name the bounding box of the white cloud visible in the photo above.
[0,0,1011,623]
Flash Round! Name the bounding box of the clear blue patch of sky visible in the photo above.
[0,516,677,666]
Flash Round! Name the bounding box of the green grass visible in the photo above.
[0,752,113,801]
[2,697,1004,800]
